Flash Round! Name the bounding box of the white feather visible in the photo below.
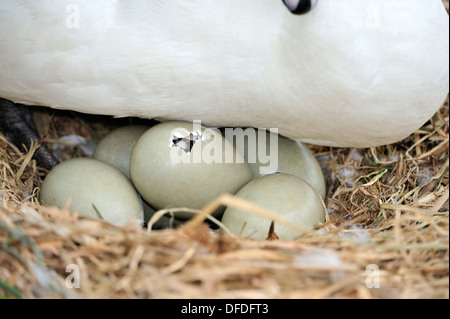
[0,0,448,147]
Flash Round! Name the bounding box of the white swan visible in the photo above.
[0,0,448,147]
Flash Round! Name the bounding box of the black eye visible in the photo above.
[282,0,316,15]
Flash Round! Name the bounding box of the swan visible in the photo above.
[0,0,448,150]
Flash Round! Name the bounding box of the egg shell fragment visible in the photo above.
[221,173,325,240]
[40,158,144,226]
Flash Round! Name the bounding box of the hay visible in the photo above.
[0,1,448,298]
[1,96,447,299]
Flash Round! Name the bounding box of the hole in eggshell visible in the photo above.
[169,130,202,153]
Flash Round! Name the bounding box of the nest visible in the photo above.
[1,1,449,298]
[1,95,448,299]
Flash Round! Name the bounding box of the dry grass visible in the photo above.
[0,1,448,299]
[1,97,447,299]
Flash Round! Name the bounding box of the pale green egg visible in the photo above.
[221,173,325,240]
[226,130,326,199]
[40,158,144,226]
[130,121,252,219]
[93,125,150,178]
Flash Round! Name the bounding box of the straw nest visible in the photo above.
[1,4,448,299]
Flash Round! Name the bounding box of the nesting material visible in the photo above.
[0,94,448,298]
[1,0,449,294]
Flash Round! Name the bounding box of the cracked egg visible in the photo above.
[130,121,252,219]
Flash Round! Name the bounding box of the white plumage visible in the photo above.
[0,0,448,147]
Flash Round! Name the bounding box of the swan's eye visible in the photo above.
[282,0,317,15]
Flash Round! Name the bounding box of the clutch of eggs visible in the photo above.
[40,121,326,238]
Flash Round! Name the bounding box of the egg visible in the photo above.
[93,125,150,178]
[130,121,252,219]
[40,158,144,226]
[226,130,326,199]
[92,125,178,227]
[221,173,325,240]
